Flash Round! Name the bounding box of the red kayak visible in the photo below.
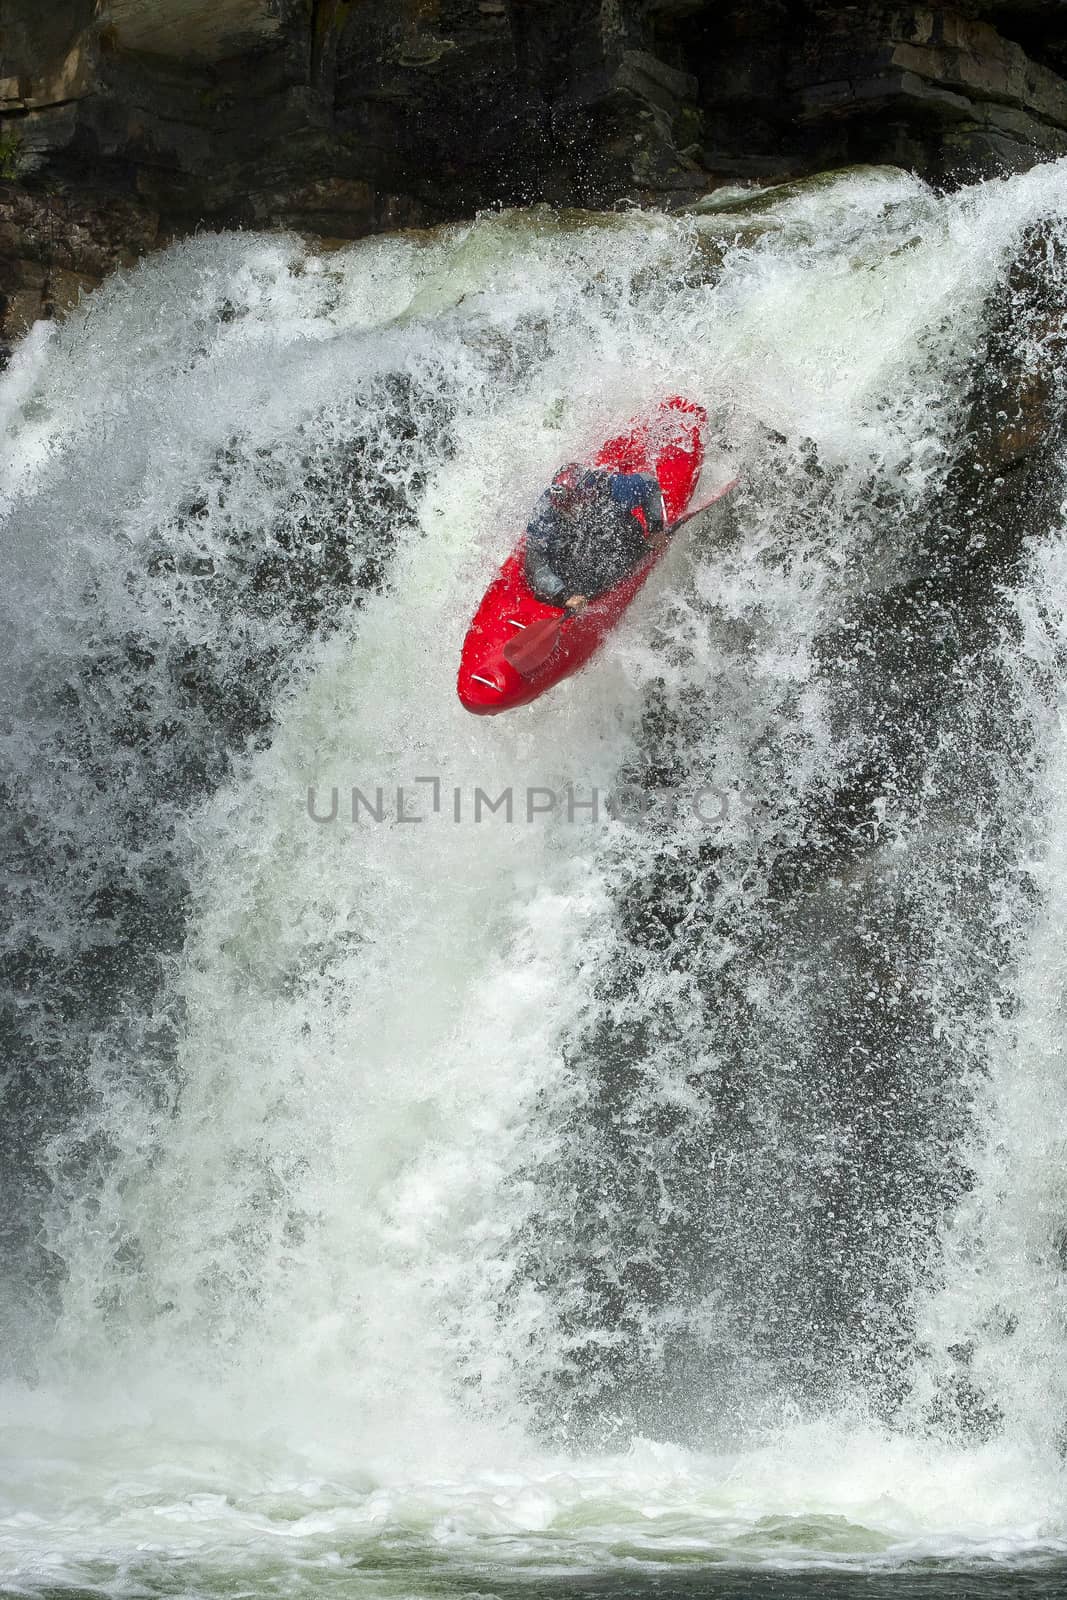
[457,396,711,716]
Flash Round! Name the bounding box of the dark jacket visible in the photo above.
[524,469,666,604]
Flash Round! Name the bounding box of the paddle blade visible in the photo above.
[502,616,563,677]
[668,477,741,534]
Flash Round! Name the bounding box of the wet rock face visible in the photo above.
[0,183,159,351]
[0,4,1065,258]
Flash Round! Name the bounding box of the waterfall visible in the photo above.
[2,165,1067,1589]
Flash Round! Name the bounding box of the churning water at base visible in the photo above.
[3,164,1067,1595]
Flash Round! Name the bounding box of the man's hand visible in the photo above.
[564,594,588,612]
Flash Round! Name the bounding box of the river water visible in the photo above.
[2,164,1067,1595]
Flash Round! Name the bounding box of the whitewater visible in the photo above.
[2,163,1067,1595]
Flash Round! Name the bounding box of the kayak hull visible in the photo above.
[457,396,708,715]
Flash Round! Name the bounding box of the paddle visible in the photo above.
[502,613,570,676]
[502,478,740,678]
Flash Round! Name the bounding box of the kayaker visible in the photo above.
[524,463,668,612]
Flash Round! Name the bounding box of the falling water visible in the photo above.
[2,164,1067,1593]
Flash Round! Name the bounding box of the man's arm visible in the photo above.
[524,502,568,603]
[637,474,667,536]
[610,472,666,535]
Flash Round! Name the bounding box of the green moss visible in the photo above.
[313,0,355,50]
[674,105,703,150]
[0,128,23,180]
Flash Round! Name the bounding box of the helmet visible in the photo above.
[548,463,595,511]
